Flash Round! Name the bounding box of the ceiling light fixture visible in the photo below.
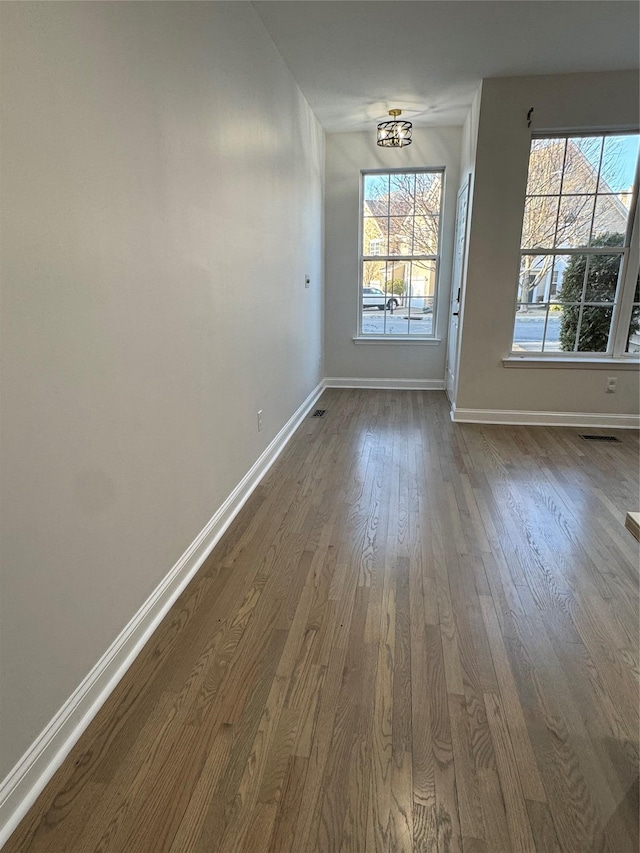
[377,109,412,148]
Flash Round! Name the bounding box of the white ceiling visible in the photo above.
[253,1,640,132]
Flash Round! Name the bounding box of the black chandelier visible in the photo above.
[377,109,412,148]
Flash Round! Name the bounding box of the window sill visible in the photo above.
[503,355,640,370]
[353,336,442,345]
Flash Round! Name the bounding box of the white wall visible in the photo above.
[446,85,482,404]
[456,71,639,416]
[0,1,323,778]
[324,128,461,383]
[460,85,482,182]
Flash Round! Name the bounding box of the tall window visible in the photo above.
[360,169,443,337]
[512,133,639,356]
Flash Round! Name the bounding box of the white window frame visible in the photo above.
[357,167,444,341]
[509,130,640,363]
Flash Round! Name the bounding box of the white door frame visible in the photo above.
[445,174,471,405]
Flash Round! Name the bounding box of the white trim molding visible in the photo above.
[352,336,442,345]
[325,377,444,391]
[503,356,640,370]
[450,404,640,429]
[0,381,325,849]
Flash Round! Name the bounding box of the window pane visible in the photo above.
[388,217,411,255]
[363,217,387,255]
[362,259,385,289]
[363,174,389,211]
[527,138,565,196]
[542,305,563,351]
[590,196,629,246]
[513,304,547,352]
[410,260,437,301]
[583,254,622,302]
[518,255,554,303]
[521,196,559,249]
[415,172,442,210]
[544,304,576,352]
[404,259,435,335]
[385,259,408,301]
[413,215,439,255]
[389,173,415,215]
[576,306,614,352]
[599,135,640,193]
[556,253,588,303]
[408,296,434,335]
[556,195,594,248]
[616,193,633,214]
[549,254,572,300]
[562,137,601,194]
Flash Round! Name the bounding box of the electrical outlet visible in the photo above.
[304,274,311,289]
[605,377,617,394]
[257,410,263,431]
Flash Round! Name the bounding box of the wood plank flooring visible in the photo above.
[4,389,639,852]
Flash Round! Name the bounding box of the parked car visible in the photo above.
[362,287,399,310]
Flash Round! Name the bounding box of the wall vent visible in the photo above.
[579,434,619,442]
[311,409,327,418]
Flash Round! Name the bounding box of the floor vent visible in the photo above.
[579,434,620,442]
[311,409,327,418]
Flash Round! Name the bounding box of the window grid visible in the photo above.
[513,132,639,357]
[360,169,443,338]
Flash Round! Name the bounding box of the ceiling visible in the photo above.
[253,1,640,132]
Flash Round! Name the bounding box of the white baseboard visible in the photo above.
[0,380,325,849]
[450,404,640,429]
[324,377,444,391]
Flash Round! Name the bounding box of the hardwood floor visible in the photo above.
[4,389,639,852]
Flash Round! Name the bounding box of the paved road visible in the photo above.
[513,314,561,350]
[360,310,562,348]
